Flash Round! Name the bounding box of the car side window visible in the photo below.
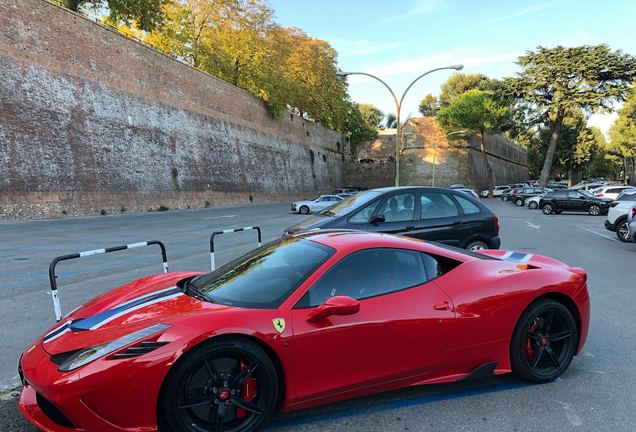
[348,199,383,224]
[420,192,459,219]
[300,248,429,307]
[454,195,480,215]
[378,193,415,222]
[567,191,579,198]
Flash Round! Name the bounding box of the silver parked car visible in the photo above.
[628,202,636,242]
[291,194,343,214]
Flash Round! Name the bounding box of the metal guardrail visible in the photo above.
[48,241,168,321]
[210,227,262,271]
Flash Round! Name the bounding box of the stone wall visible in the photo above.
[347,118,528,190]
[0,0,349,220]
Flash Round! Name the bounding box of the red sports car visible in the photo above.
[19,231,590,432]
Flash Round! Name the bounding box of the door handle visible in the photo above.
[434,301,451,311]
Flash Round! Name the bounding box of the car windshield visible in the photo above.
[190,238,335,308]
[317,190,383,217]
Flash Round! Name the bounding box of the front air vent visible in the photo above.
[36,392,75,428]
[50,350,81,366]
[111,341,168,360]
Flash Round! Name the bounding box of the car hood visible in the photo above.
[285,214,335,234]
[40,272,232,355]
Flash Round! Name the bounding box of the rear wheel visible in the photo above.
[588,204,601,216]
[510,299,578,383]
[616,219,630,242]
[541,203,553,214]
[299,205,309,215]
[161,338,278,432]
[465,240,488,251]
[515,198,524,207]
[529,201,538,209]
[502,196,509,202]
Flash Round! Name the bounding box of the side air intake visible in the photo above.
[111,341,168,360]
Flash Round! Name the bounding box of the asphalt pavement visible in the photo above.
[1,199,635,431]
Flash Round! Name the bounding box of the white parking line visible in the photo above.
[203,215,237,220]
[525,221,541,229]
[578,226,617,242]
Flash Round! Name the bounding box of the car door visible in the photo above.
[410,191,463,245]
[567,190,586,210]
[290,248,455,403]
[349,192,418,235]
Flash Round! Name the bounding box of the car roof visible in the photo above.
[291,230,476,262]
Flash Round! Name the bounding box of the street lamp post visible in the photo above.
[337,65,463,186]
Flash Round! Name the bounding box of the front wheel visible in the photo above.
[529,201,538,209]
[515,198,524,207]
[588,204,601,216]
[161,338,278,432]
[299,205,310,215]
[617,220,630,242]
[510,299,578,383]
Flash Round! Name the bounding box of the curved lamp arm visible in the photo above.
[398,65,464,108]
[337,71,400,111]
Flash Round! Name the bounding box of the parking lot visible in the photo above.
[1,199,635,431]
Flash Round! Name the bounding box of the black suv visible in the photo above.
[284,186,501,251]
[539,189,610,216]
[513,187,550,206]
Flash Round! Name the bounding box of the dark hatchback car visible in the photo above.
[539,189,610,215]
[284,186,501,250]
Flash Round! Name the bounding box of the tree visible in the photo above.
[418,94,438,117]
[437,89,508,196]
[343,103,378,154]
[505,45,636,186]
[609,88,636,184]
[385,113,397,129]
[60,0,165,30]
[357,104,384,129]
[439,73,491,106]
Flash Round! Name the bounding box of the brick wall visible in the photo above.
[0,0,349,219]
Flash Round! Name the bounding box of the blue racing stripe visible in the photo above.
[69,287,180,331]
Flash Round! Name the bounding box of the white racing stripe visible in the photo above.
[127,242,148,249]
[79,248,106,257]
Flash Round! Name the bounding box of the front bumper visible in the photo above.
[604,220,615,232]
[18,340,174,431]
[488,235,502,249]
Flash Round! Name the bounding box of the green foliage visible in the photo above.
[357,104,384,129]
[343,103,378,153]
[385,113,397,129]
[60,0,166,31]
[437,89,508,136]
[418,93,438,117]
[504,45,636,184]
[439,73,491,107]
[609,89,636,159]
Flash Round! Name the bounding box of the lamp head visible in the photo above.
[450,64,464,71]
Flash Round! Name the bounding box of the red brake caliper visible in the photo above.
[236,360,257,419]
[526,321,538,359]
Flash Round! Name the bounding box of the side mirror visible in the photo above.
[369,214,385,225]
[306,295,360,323]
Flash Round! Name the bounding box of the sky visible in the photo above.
[268,0,636,135]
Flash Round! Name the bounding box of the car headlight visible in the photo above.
[59,323,171,371]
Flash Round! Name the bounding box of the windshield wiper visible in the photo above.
[185,279,212,303]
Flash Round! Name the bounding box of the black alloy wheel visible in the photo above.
[161,338,278,432]
[542,203,553,214]
[510,299,578,383]
[588,204,601,216]
[299,205,310,215]
[617,220,630,242]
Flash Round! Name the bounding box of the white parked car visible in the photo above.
[479,185,510,198]
[604,193,636,241]
[591,185,636,201]
[526,194,543,209]
[291,194,343,214]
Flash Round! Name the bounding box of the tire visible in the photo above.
[588,204,601,216]
[299,205,310,215]
[161,338,278,432]
[502,196,509,202]
[465,240,489,251]
[541,203,553,214]
[515,198,524,207]
[510,299,578,383]
[616,219,630,242]
[529,201,538,210]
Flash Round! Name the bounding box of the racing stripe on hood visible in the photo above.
[42,287,181,342]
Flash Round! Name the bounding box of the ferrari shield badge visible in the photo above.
[272,318,286,334]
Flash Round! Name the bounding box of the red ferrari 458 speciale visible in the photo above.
[19,230,590,432]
